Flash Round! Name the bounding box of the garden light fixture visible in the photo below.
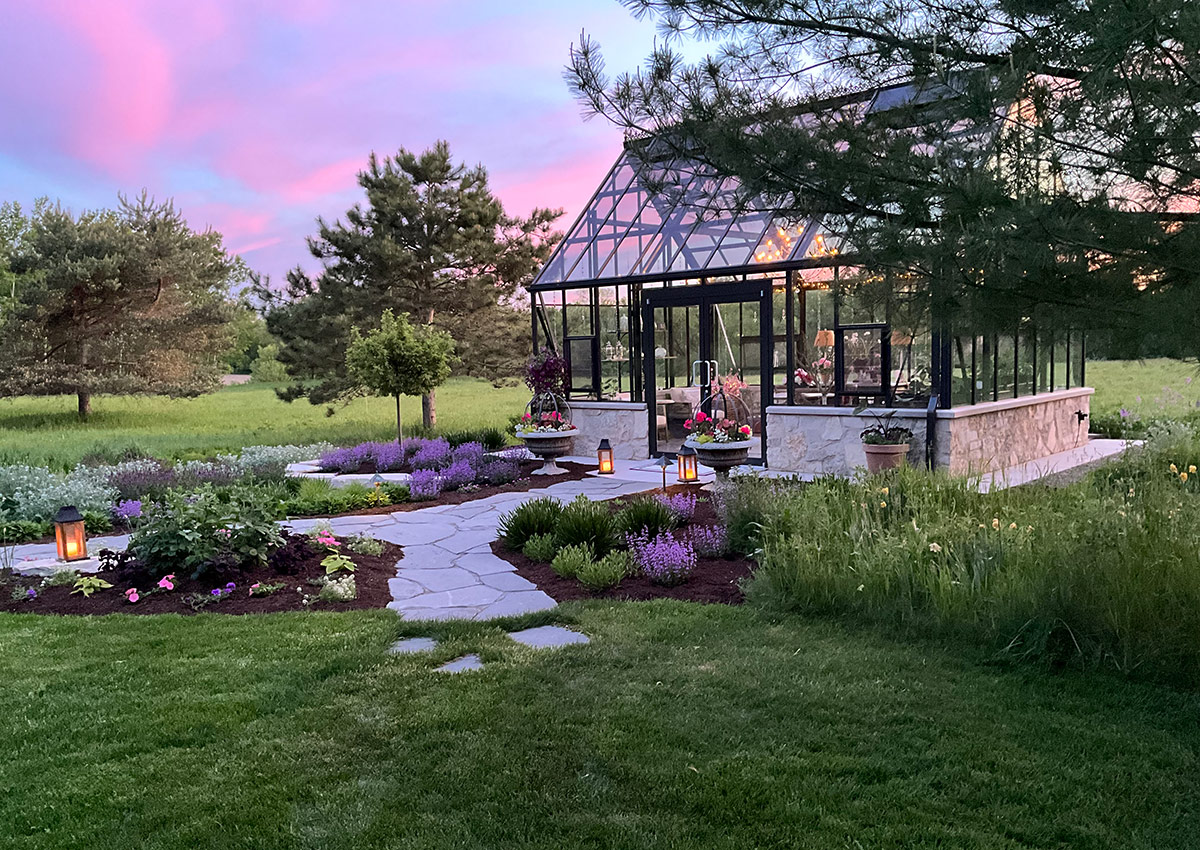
[53,505,88,562]
[677,445,698,483]
[370,473,385,489]
[597,439,614,474]
[654,455,671,491]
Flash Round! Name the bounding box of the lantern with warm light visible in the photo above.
[814,329,836,349]
[677,444,698,483]
[596,439,614,474]
[53,505,88,563]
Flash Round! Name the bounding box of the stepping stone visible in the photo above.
[371,523,456,546]
[508,625,590,649]
[388,637,438,655]
[388,604,485,621]
[456,553,516,576]
[401,567,480,593]
[436,654,483,673]
[387,577,426,600]
[479,571,538,592]
[477,590,557,620]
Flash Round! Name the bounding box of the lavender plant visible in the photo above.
[411,439,453,470]
[440,459,476,491]
[409,468,441,500]
[656,493,698,525]
[627,531,697,586]
[689,524,729,558]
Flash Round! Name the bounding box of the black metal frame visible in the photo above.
[641,280,771,464]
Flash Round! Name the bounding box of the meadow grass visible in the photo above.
[0,378,527,468]
[0,602,1196,849]
[1086,357,1200,418]
[748,424,1200,686]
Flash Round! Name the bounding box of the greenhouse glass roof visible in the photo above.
[533,149,822,289]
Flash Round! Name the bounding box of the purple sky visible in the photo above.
[0,0,663,283]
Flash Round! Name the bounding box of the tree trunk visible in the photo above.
[77,391,92,422]
[422,390,436,430]
[395,394,403,443]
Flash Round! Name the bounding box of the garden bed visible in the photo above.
[492,485,755,605]
[0,534,403,616]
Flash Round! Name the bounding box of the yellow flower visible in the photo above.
[880,487,889,495]
[1170,463,1179,474]
[991,518,1000,530]
[1182,472,1189,483]
[1189,465,1197,474]
[1025,525,1033,532]
[929,542,942,553]
[880,501,888,508]
[1009,522,1017,530]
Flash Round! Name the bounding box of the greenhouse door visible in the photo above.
[641,282,770,463]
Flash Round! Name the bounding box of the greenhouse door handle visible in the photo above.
[690,360,707,387]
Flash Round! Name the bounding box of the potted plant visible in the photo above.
[517,351,578,475]
[857,408,914,473]
[682,407,754,480]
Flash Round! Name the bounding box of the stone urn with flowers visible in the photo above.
[517,351,579,475]
[682,386,755,480]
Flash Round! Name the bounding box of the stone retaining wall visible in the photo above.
[766,387,1093,476]
[568,402,650,461]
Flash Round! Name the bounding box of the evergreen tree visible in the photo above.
[345,310,455,442]
[567,1,1200,350]
[0,194,239,420]
[261,142,560,426]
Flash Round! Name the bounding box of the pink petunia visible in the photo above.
[124,588,140,603]
[157,575,175,590]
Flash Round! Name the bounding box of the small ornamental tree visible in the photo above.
[345,310,455,442]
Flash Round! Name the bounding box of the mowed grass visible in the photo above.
[0,378,528,468]
[0,602,1196,849]
[1086,357,1200,416]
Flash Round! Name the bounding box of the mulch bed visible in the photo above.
[296,461,594,519]
[0,535,402,616]
[490,484,756,606]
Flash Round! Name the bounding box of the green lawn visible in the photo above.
[0,378,527,468]
[0,602,1195,849]
[1086,357,1200,416]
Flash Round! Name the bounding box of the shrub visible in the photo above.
[555,495,619,556]
[410,469,441,500]
[411,439,453,470]
[0,519,51,546]
[128,489,284,581]
[627,531,696,586]
[451,441,487,470]
[578,551,630,590]
[224,443,334,480]
[521,533,558,563]
[318,446,366,473]
[551,544,592,578]
[498,497,563,550]
[689,524,730,558]
[479,458,520,486]
[657,492,698,525]
[440,459,476,491]
[174,460,240,490]
[0,464,115,523]
[268,534,318,575]
[444,428,507,451]
[102,459,180,501]
[365,441,405,472]
[614,495,676,539]
[713,477,781,556]
[317,574,357,602]
[346,534,384,556]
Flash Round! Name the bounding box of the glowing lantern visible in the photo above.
[53,506,88,562]
[677,445,698,483]
[597,439,614,474]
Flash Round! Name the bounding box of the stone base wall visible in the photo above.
[766,388,1093,477]
[568,402,650,461]
[942,388,1091,475]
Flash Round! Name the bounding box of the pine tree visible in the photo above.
[261,142,560,426]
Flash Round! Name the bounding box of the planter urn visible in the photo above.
[520,428,579,475]
[685,438,753,481]
[862,442,910,473]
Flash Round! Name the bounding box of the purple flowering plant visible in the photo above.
[688,524,729,558]
[656,493,697,525]
[410,468,441,500]
[525,350,568,397]
[627,531,697,586]
[113,499,144,521]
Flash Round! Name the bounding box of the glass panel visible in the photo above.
[891,328,933,406]
[602,169,705,278]
[567,338,595,397]
[564,288,593,337]
[951,336,974,406]
[712,211,774,268]
[840,327,886,395]
[1018,327,1036,397]
[651,304,700,455]
[662,178,734,273]
[539,154,636,285]
[996,335,1017,398]
[536,290,564,353]
[752,221,806,265]
[1052,334,1068,390]
[712,300,764,452]
[598,286,633,400]
[794,288,837,405]
[772,284,789,404]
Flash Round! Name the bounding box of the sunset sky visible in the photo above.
[0,0,668,283]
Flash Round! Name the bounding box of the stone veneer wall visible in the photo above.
[568,402,650,461]
[765,387,1093,476]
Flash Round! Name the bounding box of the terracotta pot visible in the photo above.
[685,439,753,480]
[862,442,910,473]
[520,428,579,475]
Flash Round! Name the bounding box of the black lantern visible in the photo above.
[53,505,88,562]
[596,439,614,474]
[677,445,698,484]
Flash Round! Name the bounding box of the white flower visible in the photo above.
[929,542,942,553]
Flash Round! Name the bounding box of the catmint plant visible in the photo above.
[627,531,697,586]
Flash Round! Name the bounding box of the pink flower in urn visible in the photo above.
[157,574,175,591]
[739,425,752,436]
[124,588,140,603]
[683,418,693,429]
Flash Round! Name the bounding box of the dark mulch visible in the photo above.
[0,535,402,616]
[297,461,594,519]
[490,483,755,606]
